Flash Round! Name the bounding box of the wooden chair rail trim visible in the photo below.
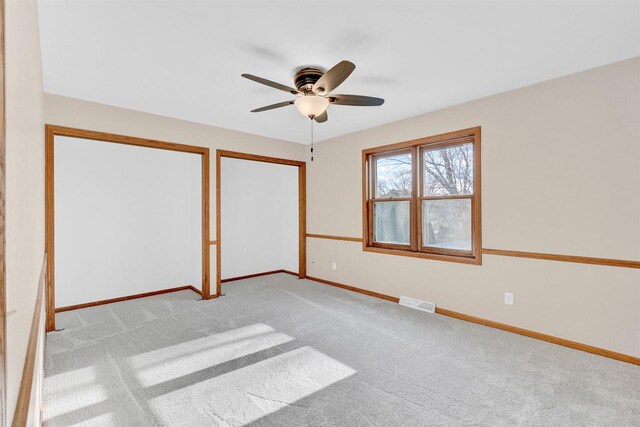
[305,233,363,243]
[54,285,201,313]
[13,257,46,427]
[482,248,640,269]
[304,274,640,366]
[221,269,298,284]
[305,234,640,269]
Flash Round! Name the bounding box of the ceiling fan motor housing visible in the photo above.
[294,67,324,94]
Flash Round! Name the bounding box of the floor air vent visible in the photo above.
[399,296,436,313]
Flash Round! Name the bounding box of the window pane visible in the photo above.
[373,201,410,245]
[423,143,473,196]
[375,153,412,198]
[422,199,472,251]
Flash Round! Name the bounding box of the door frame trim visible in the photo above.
[45,125,211,332]
[216,150,306,295]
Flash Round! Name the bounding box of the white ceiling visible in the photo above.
[38,1,640,144]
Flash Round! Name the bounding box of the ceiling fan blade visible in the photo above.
[242,74,299,95]
[313,60,355,95]
[250,100,295,113]
[314,110,328,123]
[329,94,385,106]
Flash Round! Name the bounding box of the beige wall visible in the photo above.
[44,94,307,285]
[307,58,640,358]
[5,0,45,424]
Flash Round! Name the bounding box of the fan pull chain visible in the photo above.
[310,117,314,162]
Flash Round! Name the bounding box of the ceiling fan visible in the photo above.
[242,60,384,123]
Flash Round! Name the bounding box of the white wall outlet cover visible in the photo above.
[504,292,514,305]
[331,262,337,270]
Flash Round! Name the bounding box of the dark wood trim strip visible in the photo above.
[306,276,399,303]
[305,274,639,366]
[216,150,222,296]
[435,307,640,366]
[54,285,201,313]
[365,245,481,265]
[482,248,640,269]
[216,150,307,294]
[362,127,479,155]
[13,257,46,427]
[306,233,363,243]
[45,125,211,330]
[217,149,305,167]
[201,146,211,299]
[44,126,55,332]
[43,125,209,154]
[187,285,202,296]
[305,234,640,269]
[221,269,298,284]
[209,240,217,245]
[298,164,307,279]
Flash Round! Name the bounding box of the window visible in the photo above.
[363,127,481,264]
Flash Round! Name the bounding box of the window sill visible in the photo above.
[363,245,482,265]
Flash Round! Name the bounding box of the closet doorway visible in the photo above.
[45,126,210,331]
[215,150,305,295]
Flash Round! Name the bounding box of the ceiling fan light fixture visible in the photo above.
[243,60,384,124]
[294,95,329,118]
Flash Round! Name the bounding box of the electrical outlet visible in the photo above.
[331,262,337,270]
[504,292,514,305]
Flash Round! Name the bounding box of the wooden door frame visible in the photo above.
[45,125,211,332]
[216,150,306,295]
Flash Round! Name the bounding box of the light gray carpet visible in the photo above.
[44,274,640,426]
